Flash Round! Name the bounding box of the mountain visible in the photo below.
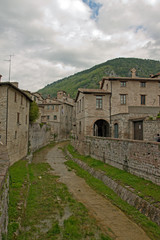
[38,57,160,99]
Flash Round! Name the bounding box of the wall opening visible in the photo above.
[93,119,110,137]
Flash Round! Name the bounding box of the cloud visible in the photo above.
[0,0,160,92]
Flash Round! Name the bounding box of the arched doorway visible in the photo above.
[93,119,110,137]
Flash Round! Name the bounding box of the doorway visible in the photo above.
[93,119,110,137]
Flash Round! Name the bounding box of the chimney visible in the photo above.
[11,82,19,88]
[0,75,2,82]
[131,68,136,78]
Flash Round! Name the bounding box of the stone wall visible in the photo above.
[143,120,160,141]
[67,151,160,226]
[72,136,160,185]
[0,145,9,240]
[29,123,51,152]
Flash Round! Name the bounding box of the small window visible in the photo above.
[140,82,146,87]
[47,105,50,110]
[141,95,146,105]
[120,94,126,105]
[54,115,57,120]
[52,105,54,110]
[21,95,23,105]
[17,113,20,124]
[47,115,50,120]
[15,92,17,102]
[79,121,81,133]
[120,81,126,87]
[96,96,102,109]
[15,131,17,139]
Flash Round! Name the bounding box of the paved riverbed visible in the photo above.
[46,143,150,240]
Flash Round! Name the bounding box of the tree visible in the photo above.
[29,101,39,123]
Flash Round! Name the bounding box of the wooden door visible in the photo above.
[134,121,143,140]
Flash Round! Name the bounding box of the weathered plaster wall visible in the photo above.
[72,136,160,185]
[0,145,9,240]
[29,123,51,152]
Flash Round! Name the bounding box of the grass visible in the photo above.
[67,144,160,204]
[66,144,160,240]
[8,144,113,240]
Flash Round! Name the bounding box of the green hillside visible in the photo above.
[38,57,160,99]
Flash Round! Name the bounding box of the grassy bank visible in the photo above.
[66,144,160,240]
[8,145,112,240]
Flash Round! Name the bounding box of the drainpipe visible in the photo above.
[109,81,112,137]
[6,86,9,145]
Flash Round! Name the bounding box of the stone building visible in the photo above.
[0,81,32,164]
[33,91,75,140]
[75,69,160,141]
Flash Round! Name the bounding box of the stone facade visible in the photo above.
[75,69,160,141]
[72,136,160,185]
[75,89,110,140]
[31,91,75,141]
[0,145,9,239]
[0,83,31,165]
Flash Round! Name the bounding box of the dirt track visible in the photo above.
[46,143,150,240]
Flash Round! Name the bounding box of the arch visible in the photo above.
[93,119,110,137]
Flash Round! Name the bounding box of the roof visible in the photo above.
[150,72,160,78]
[101,76,160,88]
[75,88,109,102]
[0,82,32,101]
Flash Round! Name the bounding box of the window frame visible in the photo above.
[140,82,146,88]
[141,95,146,105]
[120,81,126,87]
[120,94,126,105]
[96,96,103,109]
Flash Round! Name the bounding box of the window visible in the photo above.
[79,121,81,133]
[47,115,50,120]
[15,131,17,139]
[79,100,81,112]
[14,93,16,102]
[21,95,23,105]
[54,115,57,120]
[47,105,50,110]
[82,97,84,111]
[52,105,54,110]
[140,82,146,87]
[120,94,126,105]
[114,123,119,138]
[17,113,20,124]
[141,95,146,105]
[120,81,126,87]
[96,96,102,109]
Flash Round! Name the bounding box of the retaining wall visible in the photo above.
[0,145,9,240]
[29,123,51,152]
[72,136,160,185]
[67,151,160,226]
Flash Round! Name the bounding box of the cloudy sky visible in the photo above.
[0,0,160,91]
